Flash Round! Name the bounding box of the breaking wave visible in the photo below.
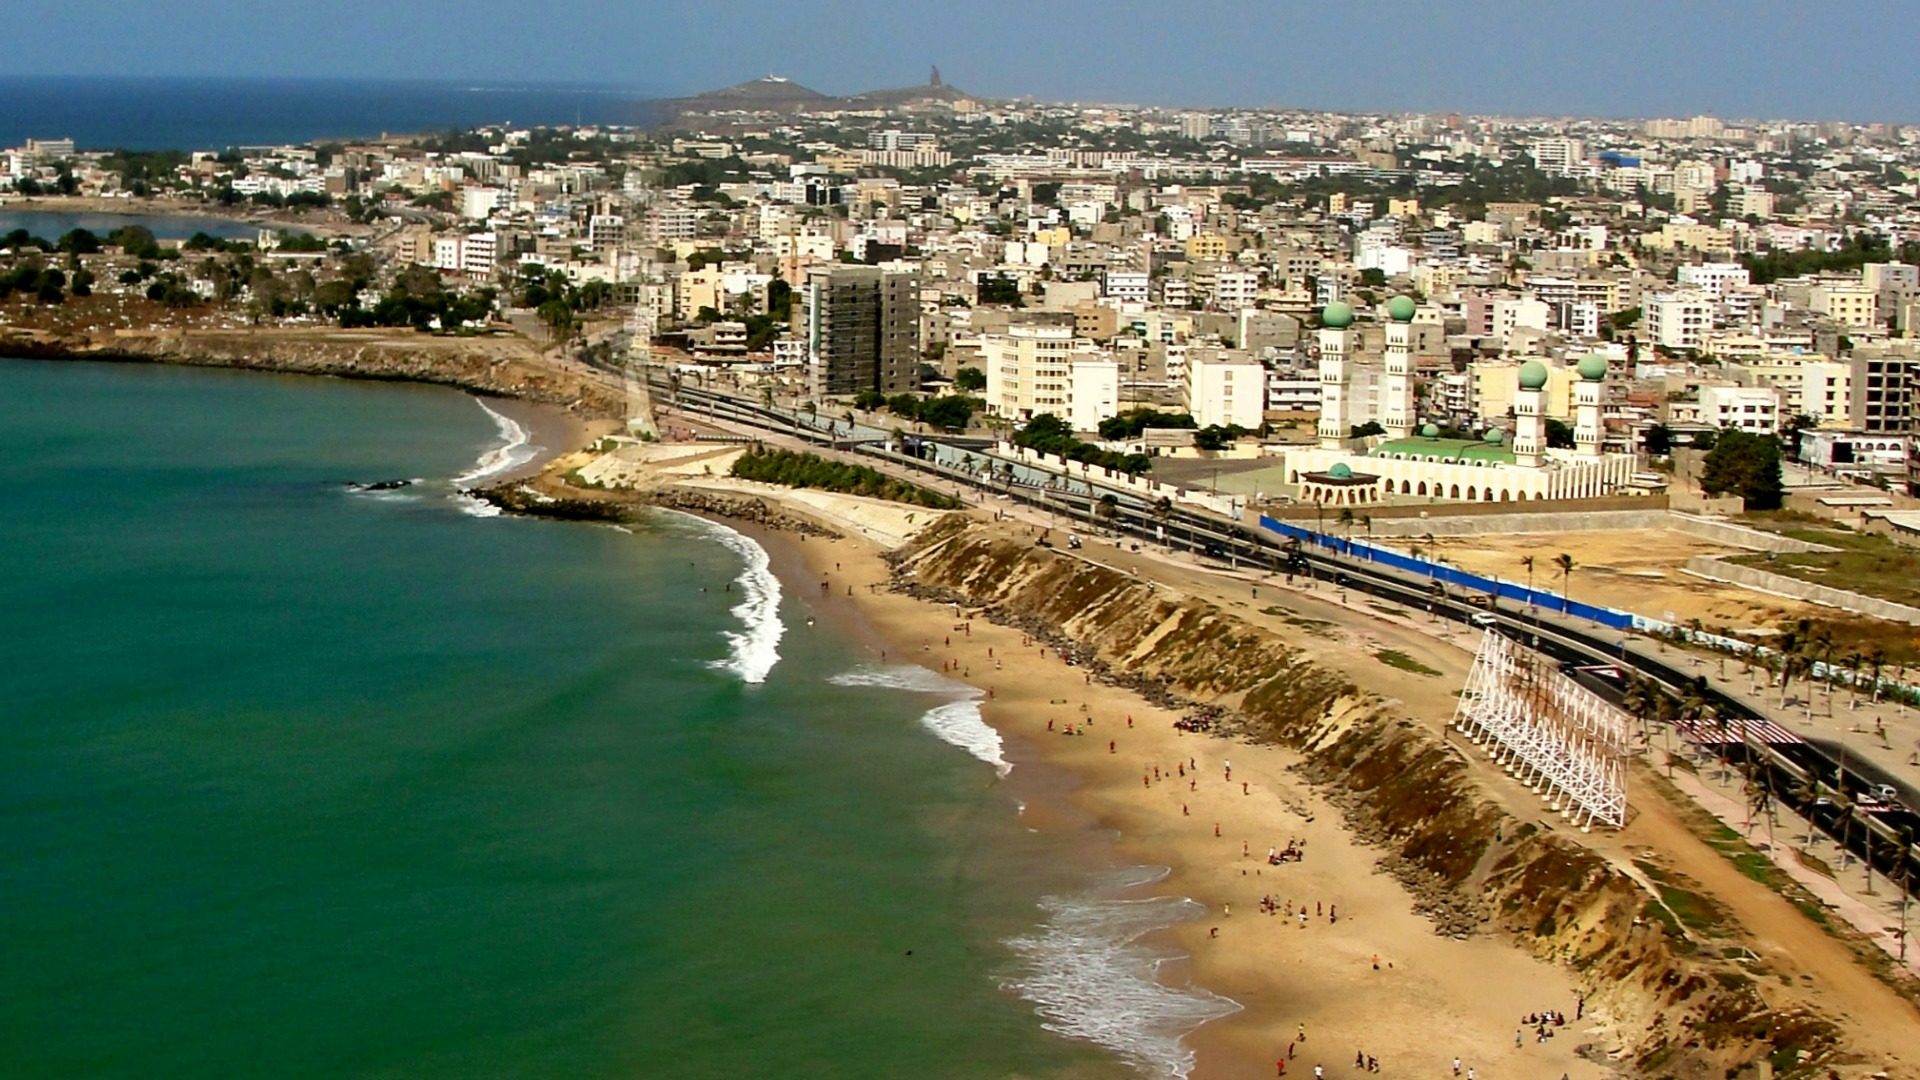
[829,664,1009,776]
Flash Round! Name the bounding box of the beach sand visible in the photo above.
[753,512,1608,1080]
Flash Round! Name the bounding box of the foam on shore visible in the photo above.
[701,519,785,684]
[829,664,1010,776]
[453,398,538,486]
[1004,865,1240,1078]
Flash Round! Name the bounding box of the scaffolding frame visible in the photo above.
[1451,631,1629,830]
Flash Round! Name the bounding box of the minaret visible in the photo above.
[1316,301,1356,450]
[1513,360,1548,468]
[1574,353,1607,456]
[1382,294,1417,439]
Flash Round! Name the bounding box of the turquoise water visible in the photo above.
[0,359,1129,1079]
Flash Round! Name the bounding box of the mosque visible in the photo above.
[1282,298,1639,507]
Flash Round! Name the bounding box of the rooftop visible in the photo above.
[1371,437,1517,465]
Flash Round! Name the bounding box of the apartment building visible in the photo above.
[1186,350,1267,430]
[1644,291,1712,351]
[800,265,922,399]
[1699,384,1782,435]
[981,325,1116,431]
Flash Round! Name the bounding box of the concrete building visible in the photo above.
[800,265,921,399]
[1645,291,1712,351]
[1699,384,1782,435]
[1186,350,1266,430]
[981,325,1116,432]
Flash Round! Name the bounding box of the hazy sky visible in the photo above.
[15,0,1920,122]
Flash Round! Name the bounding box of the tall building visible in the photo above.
[800,265,922,399]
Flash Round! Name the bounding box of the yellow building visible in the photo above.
[1185,233,1229,262]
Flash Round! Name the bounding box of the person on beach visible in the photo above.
[1451,1058,1461,1076]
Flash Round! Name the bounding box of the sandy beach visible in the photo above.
[747,510,1607,1080]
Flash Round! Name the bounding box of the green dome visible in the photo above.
[1518,360,1550,390]
[1578,353,1609,381]
[1387,295,1417,322]
[1320,301,1354,329]
[1328,462,1353,479]
[1420,423,1441,438]
[1484,427,1506,445]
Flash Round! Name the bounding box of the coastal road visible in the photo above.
[650,380,1920,888]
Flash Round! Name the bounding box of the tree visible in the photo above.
[954,366,987,392]
[536,298,574,343]
[1700,429,1784,510]
[1349,420,1385,438]
[1778,414,1819,462]
[1545,418,1576,449]
[1644,422,1674,456]
[1521,554,1536,600]
[1554,552,1575,612]
[977,272,1025,307]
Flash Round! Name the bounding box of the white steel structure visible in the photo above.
[1451,631,1630,830]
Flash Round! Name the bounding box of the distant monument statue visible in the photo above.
[930,65,942,87]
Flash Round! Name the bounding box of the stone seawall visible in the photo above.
[889,516,1843,1077]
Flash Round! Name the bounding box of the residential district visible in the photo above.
[9,75,1920,510]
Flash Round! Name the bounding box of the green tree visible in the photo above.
[1644,422,1674,455]
[1700,429,1784,510]
[954,366,987,391]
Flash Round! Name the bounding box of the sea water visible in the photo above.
[0,358,1226,1078]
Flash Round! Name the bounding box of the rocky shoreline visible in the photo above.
[473,481,840,539]
[0,327,626,419]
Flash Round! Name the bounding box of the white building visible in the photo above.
[1645,291,1712,351]
[1676,262,1750,300]
[1186,351,1267,430]
[1699,384,1782,435]
[982,326,1116,431]
[1103,270,1149,303]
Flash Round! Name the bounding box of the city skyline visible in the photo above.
[12,0,1920,125]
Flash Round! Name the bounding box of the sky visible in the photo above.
[13,0,1920,123]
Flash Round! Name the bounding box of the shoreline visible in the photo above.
[9,353,1911,1077]
[736,514,1235,1077]
[732,508,1604,1080]
[0,194,361,237]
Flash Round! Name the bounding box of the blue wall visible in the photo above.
[1258,516,1634,629]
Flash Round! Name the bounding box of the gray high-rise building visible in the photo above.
[800,265,921,399]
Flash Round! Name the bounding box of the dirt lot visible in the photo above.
[1421,528,1829,632]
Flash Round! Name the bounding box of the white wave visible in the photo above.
[829,664,1010,776]
[454,398,539,485]
[452,493,503,518]
[703,520,784,684]
[1004,870,1240,1079]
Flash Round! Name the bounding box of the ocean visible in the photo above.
[0,77,670,152]
[0,358,1228,1078]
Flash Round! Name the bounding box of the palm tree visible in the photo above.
[1421,532,1437,578]
[1844,651,1866,709]
[1095,493,1119,534]
[1337,508,1355,552]
[1361,514,1374,559]
[1554,553,1575,612]
[1521,554,1536,602]
[1868,647,1887,704]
